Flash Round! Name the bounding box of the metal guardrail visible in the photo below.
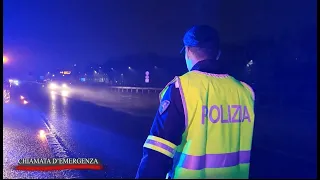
[29,81,163,94]
[108,86,162,94]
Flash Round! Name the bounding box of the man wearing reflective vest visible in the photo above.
[136,25,255,179]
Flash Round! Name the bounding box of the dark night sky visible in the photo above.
[3,0,316,75]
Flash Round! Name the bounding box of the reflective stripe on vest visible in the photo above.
[170,71,255,179]
[144,135,177,158]
[174,150,250,170]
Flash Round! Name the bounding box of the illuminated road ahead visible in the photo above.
[3,83,317,179]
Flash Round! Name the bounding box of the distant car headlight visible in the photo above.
[62,83,68,88]
[8,79,19,86]
[61,90,69,97]
[49,83,58,89]
[13,80,19,86]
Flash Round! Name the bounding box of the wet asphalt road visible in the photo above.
[3,99,81,179]
[3,83,317,179]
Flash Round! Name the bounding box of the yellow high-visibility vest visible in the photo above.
[144,70,255,179]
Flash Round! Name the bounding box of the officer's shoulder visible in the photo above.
[159,77,179,101]
[240,81,255,100]
[165,76,180,89]
[163,71,200,90]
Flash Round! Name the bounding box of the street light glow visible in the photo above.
[3,56,8,64]
[128,66,131,69]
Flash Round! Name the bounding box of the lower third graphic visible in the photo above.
[15,158,103,171]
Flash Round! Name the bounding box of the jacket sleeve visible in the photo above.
[135,82,185,179]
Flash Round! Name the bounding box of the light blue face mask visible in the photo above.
[185,51,193,71]
[185,50,221,71]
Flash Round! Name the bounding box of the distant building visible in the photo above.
[45,69,74,82]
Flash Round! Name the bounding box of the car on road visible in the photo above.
[47,81,71,97]
[48,81,70,90]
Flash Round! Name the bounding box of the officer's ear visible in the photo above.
[185,46,191,56]
[216,50,221,60]
[185,46,190,53]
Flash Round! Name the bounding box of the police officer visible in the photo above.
[136,25,255,179]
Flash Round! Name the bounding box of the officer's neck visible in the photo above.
[190,59,223,74]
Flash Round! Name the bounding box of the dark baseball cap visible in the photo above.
[180,25,220,53]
